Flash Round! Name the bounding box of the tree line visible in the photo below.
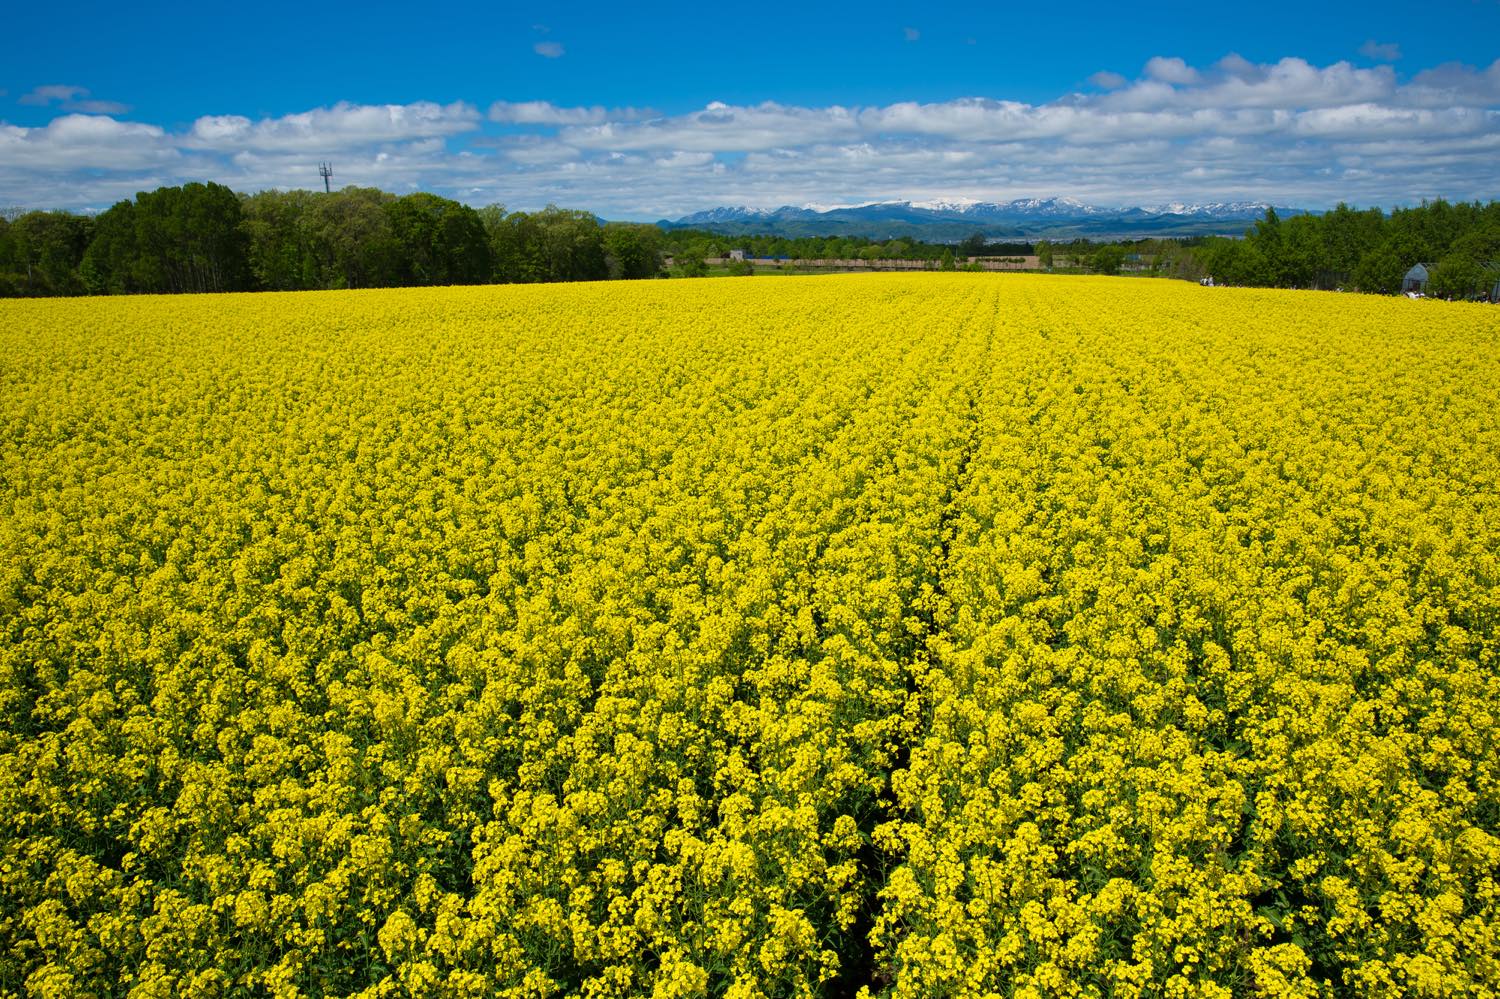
[1021,201,1500,298]
[0,183,668,296]
[3,183,1496,298]
[1186,200,1500,297]
[0,184,1041,296]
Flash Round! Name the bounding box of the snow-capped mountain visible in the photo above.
[1142,201,1279,218]
[659,197,1314,239]
[672,205,777,225]
[990,196,1108,216]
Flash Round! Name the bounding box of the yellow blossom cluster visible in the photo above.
[0,275,1496,997]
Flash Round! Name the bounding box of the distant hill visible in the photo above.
[657,197,1316,240]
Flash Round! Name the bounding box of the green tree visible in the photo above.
[8,211,91,295]
[1321,203,1385,280]
[301,187,401,289]
[1351,241,1408,294]
[1036,240,1053,270]
[385,192,491,286]
[1091,244,1126,276]
[1447,223,1500,266]
[939,248,955,271]
[0,217,15,295]
[603,223,665,280]
[528,206,608,282]
[241,189,318,291]
[483,207,547,283]
[1277,214,1326,288]
[1427,255,1486,299]
[80,200,140,295]
[128,182,251,293]
[1199,237,1270,286]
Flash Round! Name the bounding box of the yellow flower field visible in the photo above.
[1,274,1497,998]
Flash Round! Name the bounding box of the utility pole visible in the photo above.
[319,163,333,194]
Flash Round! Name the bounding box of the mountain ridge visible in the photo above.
[658,197,1314,240]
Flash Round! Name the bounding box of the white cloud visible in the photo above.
[534,41,565,58]
[0,115,172,170]
[185,101,480,152]
[489,101,651,125]
[1291,104,1495,139]
[562,101,863,152]
[1215,53,1260,79]
[1,55,1497,216]
[1145,56,1200,85]
[1406,59,1500,105]
[1098,58,1394,111]
[654,151,716,168]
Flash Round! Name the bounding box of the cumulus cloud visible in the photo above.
[1,55,1497,215]
[185,101,480,152]
[0,115,172,170]
[562,101,864,152]
[489,101,651,125]
[1215,53,1260,79]
[1096,58,1395,112]
[534,41,565,58]
[1145,57,1200,85]
[1406,59,1500,105]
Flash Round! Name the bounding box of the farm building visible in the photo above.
[1402,263,1432,294]
[728,249,746,262]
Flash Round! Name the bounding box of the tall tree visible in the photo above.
[603,223,665,280]
[131,182,251,293]
[8,211,92,295]
[0,217,14,295]
[301,187,401,289]
[1320,203,1385,280]
[1091,244,1125,276]
[241,189,318,291]
[79,200,140,295]
[484,208,549,283]
[532,206,608,282]
[385,193,491,286]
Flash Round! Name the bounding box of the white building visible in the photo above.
[1401,263,1432,295]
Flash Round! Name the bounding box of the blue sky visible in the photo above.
[4,0,1499,215]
